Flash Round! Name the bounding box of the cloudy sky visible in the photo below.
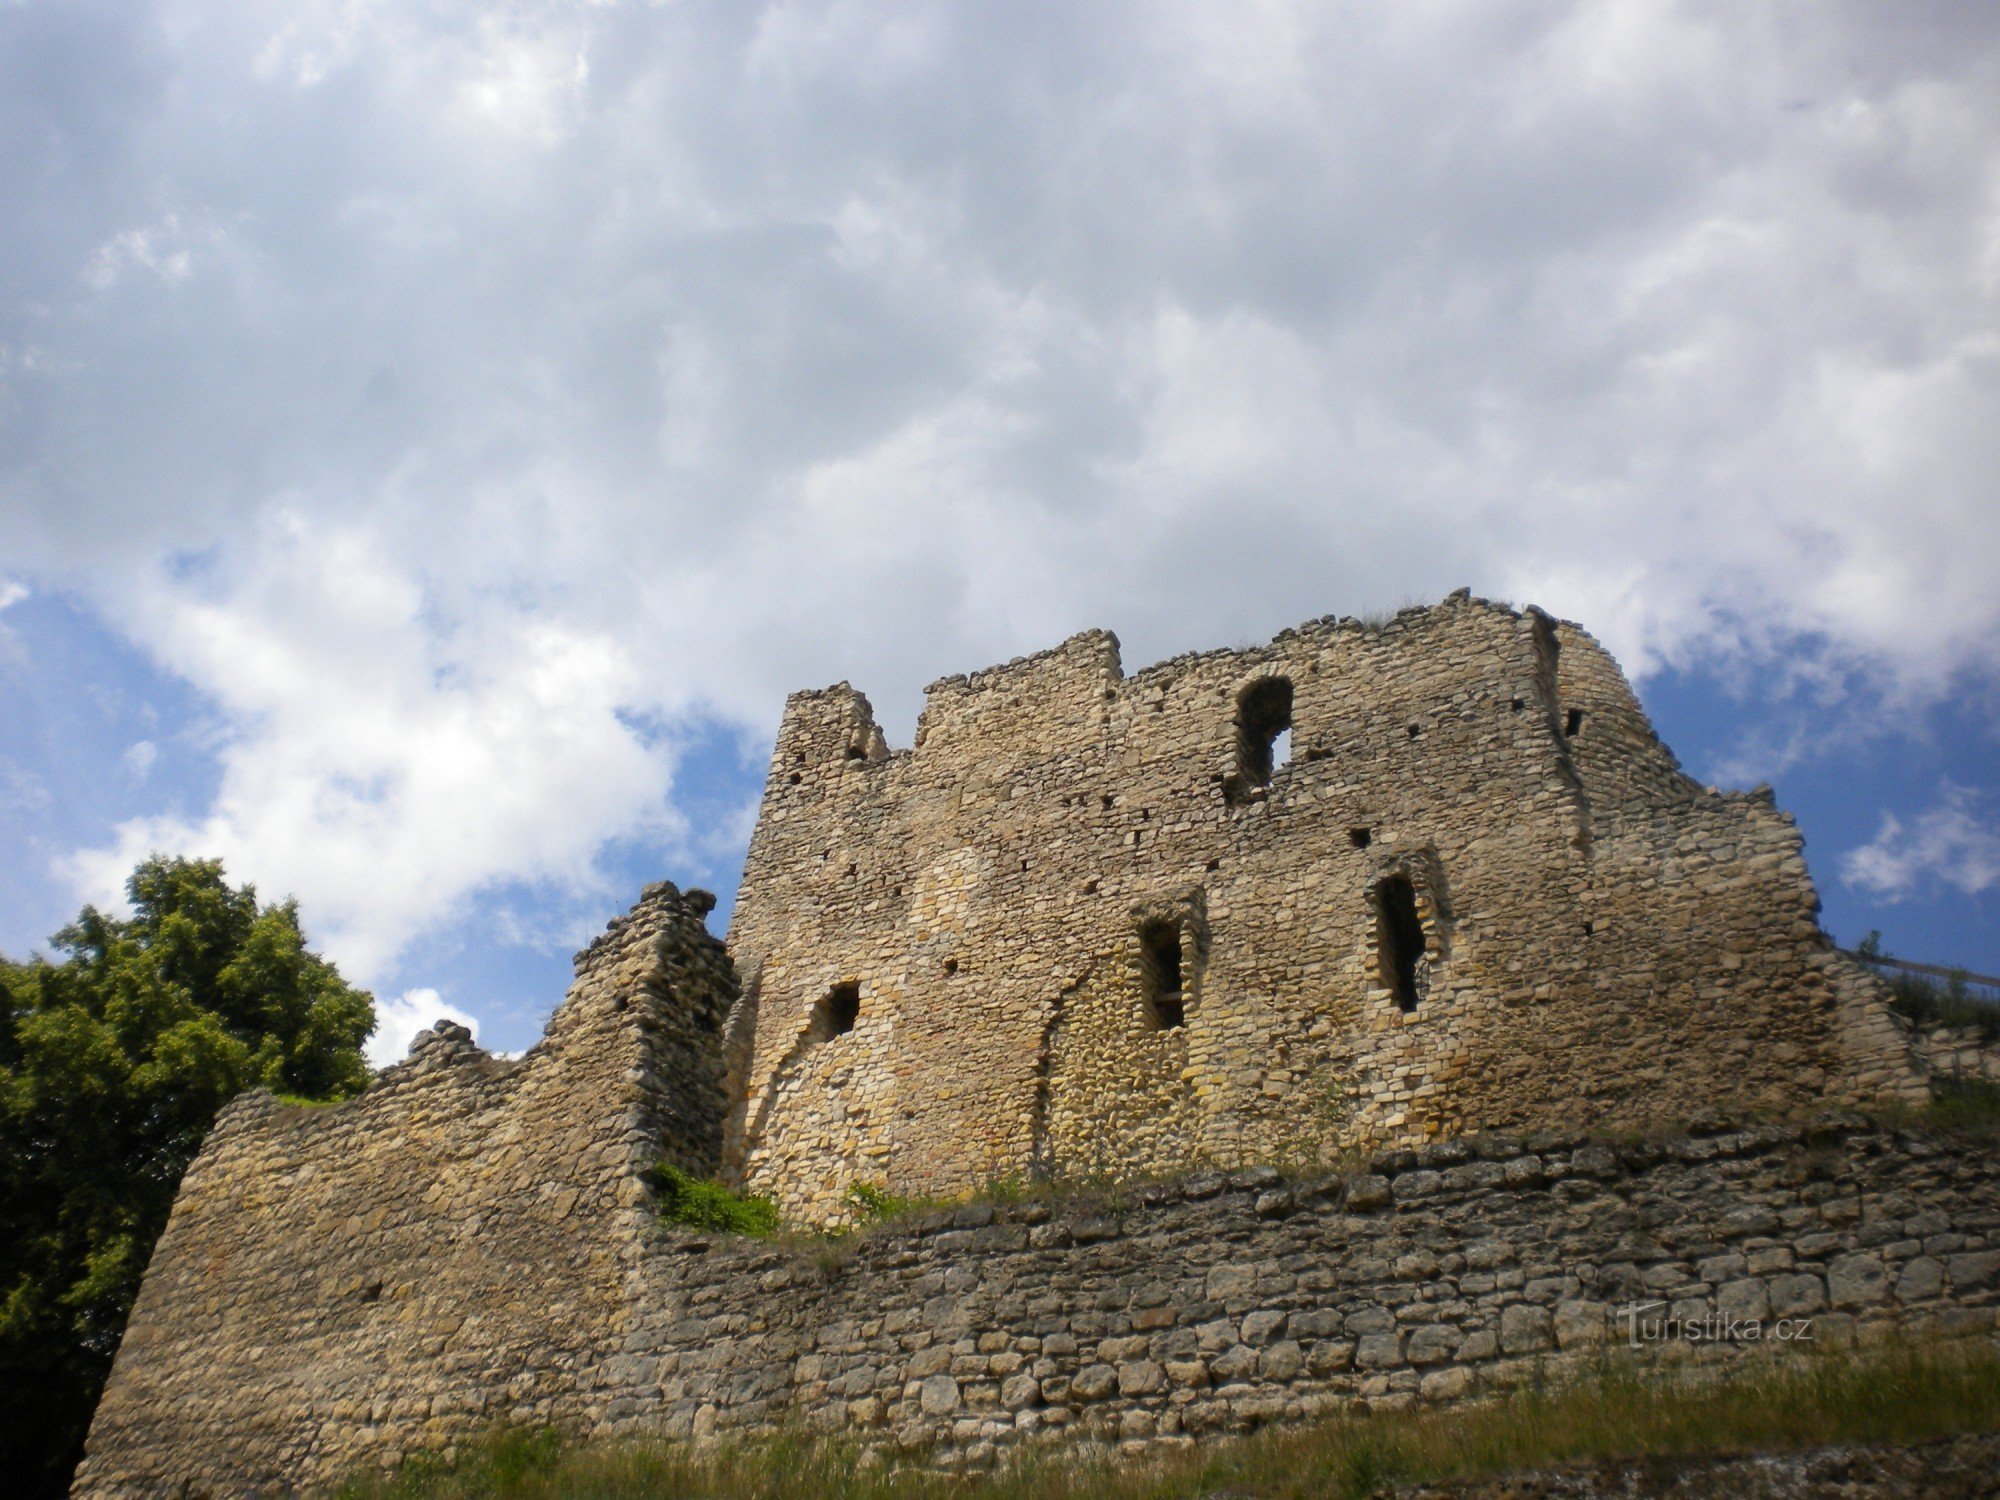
[3,0,1996,1063]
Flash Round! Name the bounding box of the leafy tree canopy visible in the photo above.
[0,855,374,1497]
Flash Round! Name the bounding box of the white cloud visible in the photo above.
[1842,784,2000,902]
[0,579,25,662]
[58,511,680,985]
[365,986,481,1069]
[122,740,157,780]
[2,1,1997,1001]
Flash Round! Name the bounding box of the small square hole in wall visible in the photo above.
[1582,920,1594,936]
[1349,827,1372,849]
[944,959,959,975]
[1205,858,1220,872]
[816,982,860,1039]
[1102,794,1116,810]
[1511,697,1524,712]
[1406,724,1421,740]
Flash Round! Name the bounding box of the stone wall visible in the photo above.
[725,592,1921,1223]
[1911,1020,2000,1086]
[73,884,736,1500]
[590,1116,2000,1465]
[83,1087,2000,1497]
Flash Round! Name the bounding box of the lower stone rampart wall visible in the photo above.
[76,1107,2000,1495]
[592,1118,1999,1464]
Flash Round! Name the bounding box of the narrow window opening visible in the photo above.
[1140,920,1185,1030]
[1375,875,1426,1014]
[1234,677,1294,793]
[1582,920,1595,936]
[814,982,861,1041]
[1349,827,1372,849]
[1565,708,1584,737]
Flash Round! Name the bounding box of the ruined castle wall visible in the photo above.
[726,595,1921,1224]
[597,1120,2000,1460]
[72,886,736,1500]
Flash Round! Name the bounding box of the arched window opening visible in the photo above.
[1234,677,1294,793]
[1140,920,1185,1030]
[812,981,861,1041]
[1375,876,1426,1014]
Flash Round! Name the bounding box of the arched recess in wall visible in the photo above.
[738,978,866,1167]
[1229,675,1294,802]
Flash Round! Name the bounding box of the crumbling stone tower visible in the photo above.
[723,591,1919,1222]
[73,884,735,1497]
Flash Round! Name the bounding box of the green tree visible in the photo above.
[0,855,374,1497]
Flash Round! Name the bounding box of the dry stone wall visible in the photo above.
[74,884,736,1500]
[585,1118,2000,1464]
[726,593,1921,1224]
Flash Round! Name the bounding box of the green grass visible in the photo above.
[337,1336,2000,1500]
[650,1161,779,1237]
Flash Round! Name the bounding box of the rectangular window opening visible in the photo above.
[1375,876,1426,1014]
[1140,919,1186,1030]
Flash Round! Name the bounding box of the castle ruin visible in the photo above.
[73,593,1955,1497]
[725,590,1916,1220]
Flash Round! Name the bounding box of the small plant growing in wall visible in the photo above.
[649,1161,779,1237]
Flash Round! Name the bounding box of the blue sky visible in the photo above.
[3,1,1996,1060]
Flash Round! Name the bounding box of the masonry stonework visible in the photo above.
[725,592,1919,1223]
[75,595,1949,1496]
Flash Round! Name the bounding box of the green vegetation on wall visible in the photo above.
[650,1161,779,1237]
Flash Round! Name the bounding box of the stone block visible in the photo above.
[1499,1305,1553,1356]
[1069,1364,1117,1402]
[1826,1255,1888,1309]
